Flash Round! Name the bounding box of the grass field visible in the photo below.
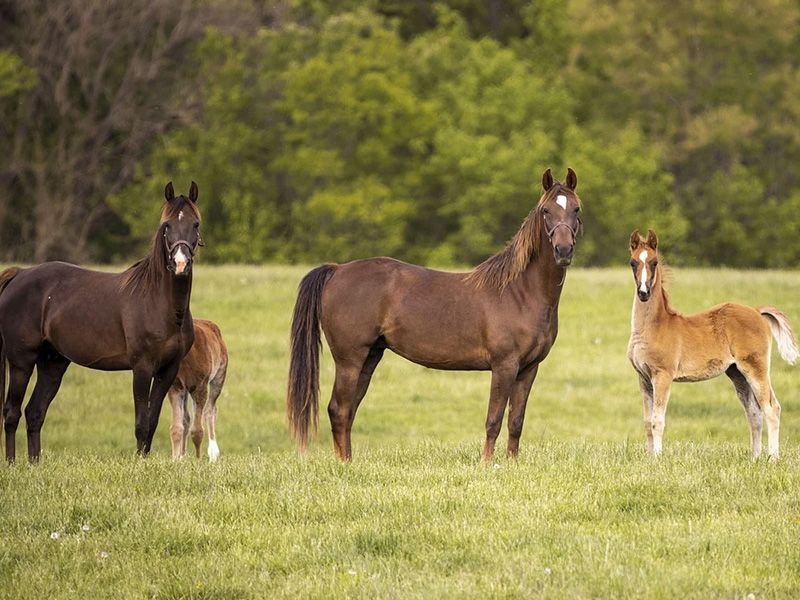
[1,265,800,598]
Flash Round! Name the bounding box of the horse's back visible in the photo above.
[0,262,131,368]
[320,257,495,369]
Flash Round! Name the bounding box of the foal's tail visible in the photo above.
[0,267,22,447]
[287,264,337,451]
[760,306,800,365]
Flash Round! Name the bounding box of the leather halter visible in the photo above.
[164,229,203,270]
[545,220,580,241]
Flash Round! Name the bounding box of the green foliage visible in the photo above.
[7,1,800,267]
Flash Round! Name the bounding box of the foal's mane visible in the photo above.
[120,197,201,294]
[465,184,575,290]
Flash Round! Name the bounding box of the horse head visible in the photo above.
[162,181,202,276]
[629,228,660,302]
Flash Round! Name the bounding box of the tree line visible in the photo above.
[2,0,799,267]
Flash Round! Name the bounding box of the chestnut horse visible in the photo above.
[0,182,202,463]
[288,168,583,462]
[168,318,228,462]
[627,229,798,458]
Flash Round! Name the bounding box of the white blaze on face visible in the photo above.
[639,250,648,292]
[174,246,188,274]
[556,194,567,209]
[178,210,184,221]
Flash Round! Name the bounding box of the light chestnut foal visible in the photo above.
[627,229,798,458]
[168,319,228,461]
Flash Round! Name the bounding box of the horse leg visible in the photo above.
[24,351,70,463]
[190,386,207,459]
[638,374,655,454]
[739,362,779,458]
[481,361,517,464]
[168,386,187,460]
[205,367,226,462]
[767,386,782,459]
[4,360,35,464]
[726,365,762,458]
[506,363,539,459]
[143,359,182,455]
[327,346,373,462]
[132,368,152,455]
[649,373,672,455]
[181,391,190,457]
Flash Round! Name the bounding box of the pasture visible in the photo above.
[1,265,799,598]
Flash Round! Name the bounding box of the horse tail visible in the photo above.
[0,267,21,447]
[759,306,800,365]
[287,264,337,452]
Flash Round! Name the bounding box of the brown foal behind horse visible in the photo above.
[627,229,798,458]
[168,319,227,462]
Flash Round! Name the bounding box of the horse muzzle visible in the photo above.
[554,244,574,267]
[169,244,193,276]
[637,289,651,302]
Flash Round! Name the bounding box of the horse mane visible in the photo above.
[658,263,680,316]
[120,197,201,294]
[464,184,573,290]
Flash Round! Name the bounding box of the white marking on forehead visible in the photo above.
[556,194,567,209]
[178,210,184,221]
[639,250,648,292]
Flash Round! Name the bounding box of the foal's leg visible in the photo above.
[506,364,539,459]
[4,360,35,464]
[205,367,227,462]
[24,351,70,462]
[638,374,655,454]
[481,361,517,464]
[650,373,673,455]
[739,363,780,458]
[725,365,762,458]
[190,385,208,459]
[168,387,187,459]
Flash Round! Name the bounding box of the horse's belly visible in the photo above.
[386,336,490,371]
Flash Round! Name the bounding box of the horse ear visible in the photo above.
[565,167,577,190]
[646,229,658,250]
[164,181,175,202]
[189,181,199,203]
[629,229,642,251]
[542,168,554,191]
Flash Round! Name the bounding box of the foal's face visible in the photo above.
[163,181,201,276]
[629,229,659,302]
[541,168,581,266]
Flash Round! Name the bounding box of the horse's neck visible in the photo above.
[631,280,667,335]
[513,246,566,307]
[164,273,193,328]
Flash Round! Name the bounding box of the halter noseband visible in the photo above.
[164,229,203,269]
[545,219,580,241]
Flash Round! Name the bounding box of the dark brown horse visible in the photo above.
[0,182,202,463]
[288,168,583,462]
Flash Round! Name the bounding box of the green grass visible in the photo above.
[1,265,800,598]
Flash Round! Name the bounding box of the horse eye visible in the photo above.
[193,222,200,229]
[573,207,580,214]
[542,207,550,215]
[651,260,658,268]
